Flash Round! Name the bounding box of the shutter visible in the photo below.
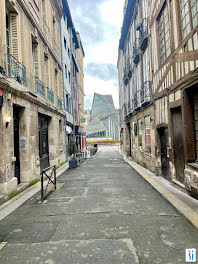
[10,14,18,59]
[33,45,39,77]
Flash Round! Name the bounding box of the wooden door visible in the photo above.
[38,114,49,171]
[159,127,169,180]
[13,106,20,184]
[172,107,185,183]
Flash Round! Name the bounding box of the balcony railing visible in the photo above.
[139,18,148,51]
[47,87,54,103]
[134,90,142,110]
[141,81,151,106]
[57,96,62,110]
[8,53,27,85]
[34,76,45,97]
[133,38,140,64]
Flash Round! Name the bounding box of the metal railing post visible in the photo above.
[54,165,56,190]
[41,172,44,202]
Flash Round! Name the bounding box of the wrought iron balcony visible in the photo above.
[34,76,45,97]
[141,81,151,106]
[47,87,54,103]
[139,18,148,51]
[133,38,140,64]
[127,58,133,79]
[8,53,27,85]
[134,90,142,110]
[57,96,62,110]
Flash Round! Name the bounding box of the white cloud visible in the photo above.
[100,0,124,28]
[68,0,124,109]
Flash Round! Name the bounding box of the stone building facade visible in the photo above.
[61,0,79,157]
[118,0,156,173]
[0,0,66,197]
[76,32,85,149]
[118,0,198,198]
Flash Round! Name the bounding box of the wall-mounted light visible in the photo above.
[6,116,11,128]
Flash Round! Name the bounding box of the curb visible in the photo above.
[120,151,198,230]
[0,162,69,222]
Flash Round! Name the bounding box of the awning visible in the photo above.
[66,125,73,134]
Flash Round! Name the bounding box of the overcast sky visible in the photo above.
[67,0,124,110]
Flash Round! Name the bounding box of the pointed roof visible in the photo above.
[90,93,116,121]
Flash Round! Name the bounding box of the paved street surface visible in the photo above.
[0,146,198,264]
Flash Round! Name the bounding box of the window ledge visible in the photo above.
[187,162,198,170]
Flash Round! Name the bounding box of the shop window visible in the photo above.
[145,116,151,154]
[137,119,142,150]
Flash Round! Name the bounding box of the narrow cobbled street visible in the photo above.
[0,146,198,264]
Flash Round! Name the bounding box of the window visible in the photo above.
[180,0,191,38]
[68,71,70,84]
[137,119,142,150]
[65,65,67,79]
[145,116,151,154]
[136,63,141,91]
[158,3,171,64]
[6,13,10,55]
[191,0,198,28]
[142,48,149,83]
[180,0,198,39]
[33,44,39,77]
[66,94,69,112]
[45,57,49,86]
[131,122,136,148]
[194,92,198,160]
[64,37,66,50]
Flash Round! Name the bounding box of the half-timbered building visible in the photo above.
[118,0,198,198]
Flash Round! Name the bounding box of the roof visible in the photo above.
[90,93,116,121]
[85,117,107,135]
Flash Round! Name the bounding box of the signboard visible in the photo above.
[0,89,3,107]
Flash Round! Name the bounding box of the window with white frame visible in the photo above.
[158,3,171,64]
